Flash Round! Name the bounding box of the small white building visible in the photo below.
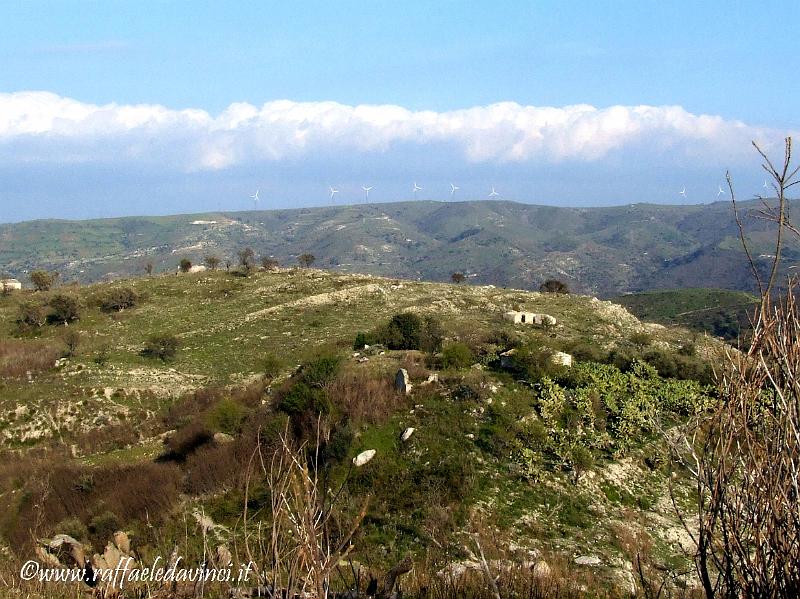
[1,278,22,291]
[188,264,207,273]
[503,311,556,326]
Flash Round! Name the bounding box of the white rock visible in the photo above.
[574,555,602,566]
[395,369,412,394]
[353,449,376,467]
[213,432,234,444]
[551,351,573,367]
[400,427,415,442]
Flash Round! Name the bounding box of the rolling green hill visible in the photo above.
[0,268,721,596]
[613,288,760,340]
[1,199,797,297]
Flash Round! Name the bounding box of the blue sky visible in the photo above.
[1,1,798,221]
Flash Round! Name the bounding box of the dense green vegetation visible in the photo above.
[614,287,759,340]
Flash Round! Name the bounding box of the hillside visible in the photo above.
[1,199,798,297]
[613,288,760,340]
[0,268,722,596]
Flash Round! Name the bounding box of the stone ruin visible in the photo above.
[503,311,556,326]
[395,368,412,395]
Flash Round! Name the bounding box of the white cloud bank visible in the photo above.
[0,91,786,172]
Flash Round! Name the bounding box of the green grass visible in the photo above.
[613,287,759,339]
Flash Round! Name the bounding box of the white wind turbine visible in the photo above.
[679,187,687,198]
[250,189,260,210]
[413,182,422,200]
[329,186,339,202]
[717,185,726,197]
[362,185,373,203]
[450,183,459,200]
[488,185,500,199]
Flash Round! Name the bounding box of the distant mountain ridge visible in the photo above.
[1,199,797,296]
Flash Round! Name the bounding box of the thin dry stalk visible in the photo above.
[676,138,800,598]
[242,421,368,598]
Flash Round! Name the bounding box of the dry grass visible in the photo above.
[327,367,408,425]
[0,338,60,379]
[1,458,180,553]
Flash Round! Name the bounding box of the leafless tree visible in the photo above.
[674,137,800,597]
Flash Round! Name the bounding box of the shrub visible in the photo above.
[204,255,221,270]
[141,334,179,361]
[262,354,284,379]
[642,348,678,378]
[513,345,561,381]
[440,342,474,370]
[88,511,121,544]
[53,516,89,541]
[420,315,444,353]
[207,398,247,435]
[30,270,57,291]
[48,293,80,324]
[297,253,315,268]
[94,344,110,367]
[74,422,138,455]
[162,420,214,461]
[62,329,80,357]
[357,313,443,353]
[98,286,139,312]
[608,347,640,372]
[568,445,594,483]
[539,279,570,294]
[569,342,608,363]
[629,331,653,348]
[179,258,192,272]
[261,257,280,270]
[300,353,342,388]
[353,331,378,350]
[238,247,255,267]
[451,272,465,283]
[384,313,423,350]
[484,329,522,350]
[278,382,329,416]
[17,301,47,329]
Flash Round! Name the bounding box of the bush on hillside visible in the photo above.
[207,398,248,435]
[17,301,47,329]
[30,270,58,291]
[204,255,221,270]
[539,279,570,294]
[355,313,444,352]
[98,286,139,312]
[261,257,280,270]
[141,334,179,362]
[297,253,315,268]
[48,293,81,324]
[440,342,474,370]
